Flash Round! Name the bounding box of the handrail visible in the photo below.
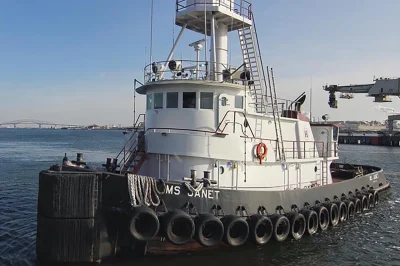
[216,110,255,138]
[176,0,252,20]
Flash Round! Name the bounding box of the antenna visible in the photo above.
[204,0,208,79]
[149,0,154,65]
[310,76,313,121]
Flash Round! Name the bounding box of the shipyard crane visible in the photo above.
[324,77,400,108]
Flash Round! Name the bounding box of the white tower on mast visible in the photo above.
[175,0,252,81]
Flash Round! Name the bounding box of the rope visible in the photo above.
[127,174,165,207]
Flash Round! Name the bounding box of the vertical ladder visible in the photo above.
[321,160,328,185]
[238,17,267,114]
[267,67,285,161]
[238,14,285,160]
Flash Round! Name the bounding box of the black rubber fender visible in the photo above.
[268,214,290,242]
[160,210,195,245]
[285,212,306,240]
[337,201,348,223]
[323,202,339,226]
[363,192,374,209]
[343,200,355,219]
[129,206,160,242]
[312,205,329,231]
[371,190,379,207]
[357,194,368,212]
[247,214,273,245]
[194,214,224,247]
[221,215,249,247]
[350,197,362,214]
[300,209,318,235]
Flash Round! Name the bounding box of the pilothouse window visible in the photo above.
[183,92,196,108]
[200,92,213,109]
[167,92,178,108]
[154,93,163,109]
[235,96,243,109]
[146,94,153,110]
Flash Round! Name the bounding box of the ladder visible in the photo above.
[117,131,147,175]
[238,14,285,161]
[267,67,285,161]
[321,160,328,185]
[238,16,267,114]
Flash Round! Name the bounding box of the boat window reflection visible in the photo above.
[154,93,163,109]
[183,92,196,108]
[146,94,153,110]
[200,92,213,109]
[167,92,179,108]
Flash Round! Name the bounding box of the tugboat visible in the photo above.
[36,0,391,264]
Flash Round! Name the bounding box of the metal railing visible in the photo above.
[144,60,237,83]
[176,0,252,20]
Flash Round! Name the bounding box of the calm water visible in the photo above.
[0,129,399,266]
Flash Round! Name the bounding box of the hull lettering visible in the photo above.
[165,184,220,200]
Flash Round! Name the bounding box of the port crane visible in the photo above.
[324,77,400,108]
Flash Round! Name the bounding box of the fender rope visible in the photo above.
[127,174,165,207]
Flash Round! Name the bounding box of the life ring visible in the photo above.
[256,142,268,164]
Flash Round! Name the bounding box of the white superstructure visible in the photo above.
[119,0,339,191]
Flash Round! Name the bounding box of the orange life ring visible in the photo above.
[256,142,268,164]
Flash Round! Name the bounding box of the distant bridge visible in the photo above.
[0,119,85,129]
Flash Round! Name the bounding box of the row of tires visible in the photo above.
[128,190,379,247]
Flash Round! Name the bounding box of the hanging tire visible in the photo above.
[323,202,339,226]
[357,194,368,212]
[371,190,379,207]
[313,205,329,231]
[194,214,224,247]
[221,215,249,247]
[350,197,362,214]
[285,212,306,240]
[247,214,273,245]
[363,192,374,209]
[300,209,318,235]
[367,193,375,208]
[337,201,348,223]
[160,210,195,245]
[344,200,355,219]
[129,206,160,242]
[268,214,290,242]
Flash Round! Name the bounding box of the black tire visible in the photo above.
[221,215,249,247]
[269,214,290,242]
[350,197,362,214]
[367,193,375,208]
[160,210,195,245]
[194,214,224,247]
[357,195,368,212]
[247,214,273,245]
[285,212,306,240]
[323,203,339,226]
[300,209,318,235]
[129,206,160,242]
[313,205,329,231]
[337,201,348,223]
[344,200,355,219]
[371,190,379,206]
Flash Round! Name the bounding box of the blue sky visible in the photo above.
[1,0,399,125]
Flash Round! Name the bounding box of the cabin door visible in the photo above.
[217,94,232,133]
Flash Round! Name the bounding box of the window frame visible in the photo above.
[200,92,214,110]
[182,92,197,109]
[235,95,244,109]
[154,92,164,109]
[146,93,153,110]
[166,92,179,109]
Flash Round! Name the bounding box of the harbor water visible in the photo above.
[0,129,399,266]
